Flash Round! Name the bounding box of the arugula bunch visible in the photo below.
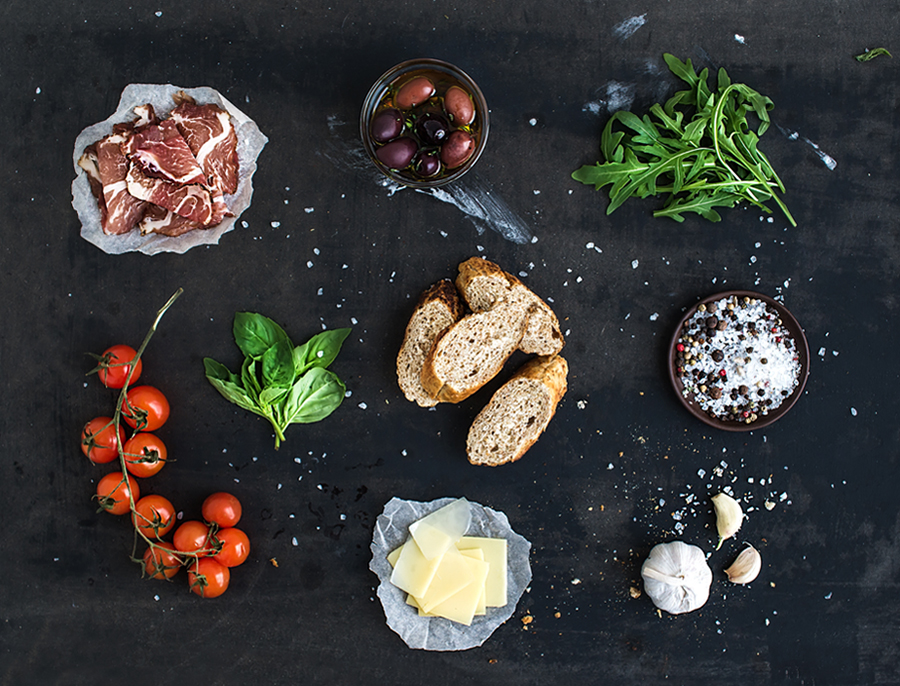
[573,53,795,226]
[204,313,351,449]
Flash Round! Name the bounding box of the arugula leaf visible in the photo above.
[233,312,292,359]
[573,53,795,226]
[855,48,891,62]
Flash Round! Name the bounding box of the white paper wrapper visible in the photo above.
[370,496,532,651]
[71,84,268,255]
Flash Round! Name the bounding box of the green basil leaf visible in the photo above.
[203,357,239,385]
[292,328,352,376]
[205,365,266,416]
[241,356,262,404]
[262,339,296,388]
[259,386,290,406]
[233,312,292,359]
[283,367,346,425]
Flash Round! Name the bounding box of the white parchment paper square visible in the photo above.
[370,496,532,651]
[71,83,268,255]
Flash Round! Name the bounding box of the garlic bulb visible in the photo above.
[724,545,762,584]
[711,493,743,549]
[641,541,712,615]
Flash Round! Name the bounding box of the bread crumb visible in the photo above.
[269,558,279,567]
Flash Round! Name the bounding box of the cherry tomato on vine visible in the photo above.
[132,494,176,538]
[96,344,142,389]
[214,527,250,568]
[123,433,168,478]
[121,386,170,431]
[202,492,242,528]
[173,520,214,556]
[81,416,126,464]
[95,471,140,516]
[188,557,230,598]
[142,542,182,580]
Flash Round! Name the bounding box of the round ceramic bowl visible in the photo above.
[360,58,489,188]
[667,290,810,432]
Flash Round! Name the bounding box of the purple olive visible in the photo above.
[370,108,403,143]
[440,130,475,169]
[415,113,450,145]
[414,150,441,178]
[376,137,418,169]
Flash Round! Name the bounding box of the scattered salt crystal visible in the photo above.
[270,221,280,228]
[358,402,367,410]
[649,312,659,321]
[307,261,313,268]
[607,463,614,470]
[631,259,639,269]
[292,537,298,546]
[304,207,314,213]
[850,407,858,416]
[818,347,826,357]
[529,118,538,126]
[533,190,541,195]
[697,469,706,478]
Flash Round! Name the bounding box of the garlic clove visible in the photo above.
[724,544,762,584]
[711,493,743,549]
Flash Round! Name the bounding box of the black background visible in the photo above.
[2,1,899,684]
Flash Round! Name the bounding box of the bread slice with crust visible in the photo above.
[420,299,533,404]
[396,280,464,407]
[467,355,568,466]
[455,257,564,356]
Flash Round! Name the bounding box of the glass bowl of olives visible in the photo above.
[360,58,489,188]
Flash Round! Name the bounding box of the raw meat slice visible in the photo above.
[126,162,213,226]
[89,133,149,235]
[121,119,208,186]
[138,204,203,237]
[170,97,239,195]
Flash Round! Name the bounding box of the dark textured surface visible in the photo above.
[2,1,899,684]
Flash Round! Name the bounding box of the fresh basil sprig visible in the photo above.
[204,313,351,449]
[573,53,795,226]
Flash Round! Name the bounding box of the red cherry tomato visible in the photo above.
[132,494,176,538]
[95,471,140,515]
[142,542,182,580]
[123,433,168,478]
[81,417,126,464]
[121,386,170,431]
[202,492,242,528]
[173,520,214,556]
[214,527,250,568]
[188,558,230,598]
[96,344,142,389]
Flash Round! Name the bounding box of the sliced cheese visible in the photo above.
[389,537,441,598]
[425,555,490,626]
[409,498,471,560]
[417,546,474,613]
[459,536,508,607]
[459,548,487,616]
[387,543,404,568]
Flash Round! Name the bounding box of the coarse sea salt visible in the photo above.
[674,296,802,424]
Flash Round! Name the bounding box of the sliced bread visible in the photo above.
[396,279,464,407]
[467,354,568,466]
[455,257,564,356]
[420,299,533,404]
